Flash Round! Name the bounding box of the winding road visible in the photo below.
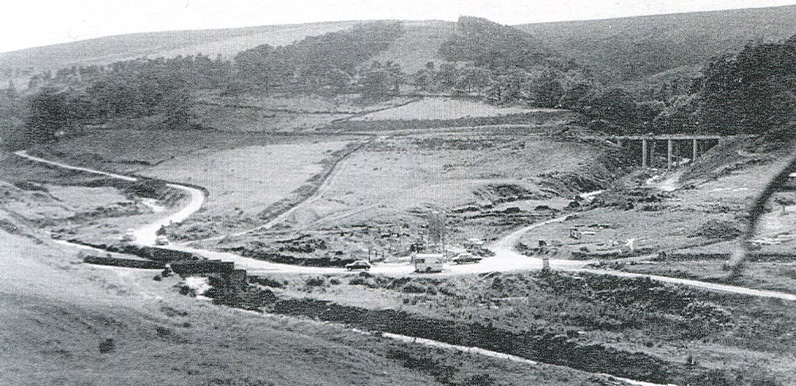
[15,150,206,246]
[17,149,795,386]
[15,150,796,301]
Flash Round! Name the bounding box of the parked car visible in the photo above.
[345,260,371,271]
[452,252,482,264]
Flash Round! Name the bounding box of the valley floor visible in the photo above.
[2,107,795,385]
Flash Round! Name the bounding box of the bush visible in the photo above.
[401,282,428,294]
[685,368,783,386]
[683,301,732,325]
[155,326,172,338]
[464,374,496,386]
[99,338,115,353]
[692,219,742,240]
[305,276,326,287]
[438,284,459,297]
[212,287,276,310]
[13,181,48,192]
[249,275,286,288]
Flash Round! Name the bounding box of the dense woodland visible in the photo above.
[1,18,794,148]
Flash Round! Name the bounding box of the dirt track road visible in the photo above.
[15,150,206,245]
[17,151,796,301]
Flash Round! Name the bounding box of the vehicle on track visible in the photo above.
[452,252,482,264]
[345,260,371,271]
[414,253,444,273]
[155,235,169,246]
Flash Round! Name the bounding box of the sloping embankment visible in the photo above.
[268,296,691,384]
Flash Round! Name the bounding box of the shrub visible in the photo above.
[156,326,172,338]
[401,282,428,294]
[438,284,458,297]
[13,181,48,192]
[249,275,286,288]
[99,338,115,353]
[464,374,496,386]
[692,219,742,240]
[683,301,733,325]
[204,377,276,386]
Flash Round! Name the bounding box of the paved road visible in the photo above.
[17,151,796,301]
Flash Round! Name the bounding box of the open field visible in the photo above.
[194,104,351,132]
[278,134,609,230]
[21,130,366,240]
[139,141,352,216]
[29,129,303,172]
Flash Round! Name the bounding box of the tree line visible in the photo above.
[4,19,794,149]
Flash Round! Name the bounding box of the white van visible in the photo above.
[414,253,444,273]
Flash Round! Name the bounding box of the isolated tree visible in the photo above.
[383,61,404,94]
[5,80,17,99]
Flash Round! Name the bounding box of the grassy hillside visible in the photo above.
[0,21,359,84]
[370,20,455,74]
[516,5,796,82]
[6,5,794,88]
